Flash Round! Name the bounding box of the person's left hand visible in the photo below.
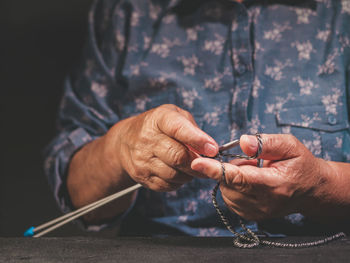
[191,134,337,221]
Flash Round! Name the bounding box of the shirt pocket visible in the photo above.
[276,105,350,161]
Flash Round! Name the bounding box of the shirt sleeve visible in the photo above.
[43,0,130,230]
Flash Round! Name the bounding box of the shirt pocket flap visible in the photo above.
[276,105,349,132]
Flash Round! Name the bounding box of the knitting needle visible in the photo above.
[24,183,142,237]
[35,186,137,232]
[24,140,244,237]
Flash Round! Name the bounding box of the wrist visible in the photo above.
[301,158,350,223]
[103,118,136,189]
[299,158,333,218]
[67,120,138,219]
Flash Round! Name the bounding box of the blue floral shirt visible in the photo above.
[45,0,350,236]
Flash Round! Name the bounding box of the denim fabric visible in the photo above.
[45,0,350,236]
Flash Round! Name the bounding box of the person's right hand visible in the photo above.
[105,104,219,191]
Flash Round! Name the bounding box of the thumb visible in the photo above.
[240,134,302,161]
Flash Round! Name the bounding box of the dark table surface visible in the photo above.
[1,236,350,263]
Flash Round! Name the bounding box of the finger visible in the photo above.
[153,134,206,178]
[221,184,278,221]
[191,157,281,190]
[191,157,248,187]
[191,157,254,190]
[220,191,258,220]
[240,134,303,161]
[220,183,257,203]
[149,157,193,184]
[229,159,273,167]
[221,194,263,221]
[142,175,184,192]
[174,108,204,154]
[156,105,218,157]
[220,193,243,214]
[229,159,259,166]
[191,157,223,181]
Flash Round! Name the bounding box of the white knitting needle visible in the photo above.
[24,139,246,237]
[24,183,142,237]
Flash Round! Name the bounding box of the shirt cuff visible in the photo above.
[46,127,136,232]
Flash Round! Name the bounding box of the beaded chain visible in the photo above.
[212,134,346,248]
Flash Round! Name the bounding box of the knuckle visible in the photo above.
[160,104,177,111]
[227,170,249,193]
[154,104,178,119]
[283,134,299,156]
[133,147,146,160]
[152,180,181,192]
[138,117,157,140]
[132,167,149,182]
[171,122,186,139]
[133,154,149,171]
[163,168,178,181]
[173,150,189,168]
[142,171,183,192]
[147,177,163,191]
[153,107,164,117]
[151,106,168,123]
[131,158,152,179]
[166,145,189,168]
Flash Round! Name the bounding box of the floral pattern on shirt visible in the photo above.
[45,0,350,236]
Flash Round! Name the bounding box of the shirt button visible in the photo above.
[327,115,337,125]
[236,64,247,75]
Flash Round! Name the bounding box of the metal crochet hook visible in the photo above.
[215,135,263,167]
[218,139,240,152]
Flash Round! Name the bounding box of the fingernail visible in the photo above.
[242,135,258,152]
[204,143,217,157]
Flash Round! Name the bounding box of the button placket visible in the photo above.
[229,4,254,131]
[236,63,247,76]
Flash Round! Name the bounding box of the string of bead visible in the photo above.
[212,134,346,248]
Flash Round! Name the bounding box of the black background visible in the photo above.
[1,0,349,240]
[0,0,114,237]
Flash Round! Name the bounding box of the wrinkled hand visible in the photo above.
[107,104,218,192]
[191,134,336,221]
